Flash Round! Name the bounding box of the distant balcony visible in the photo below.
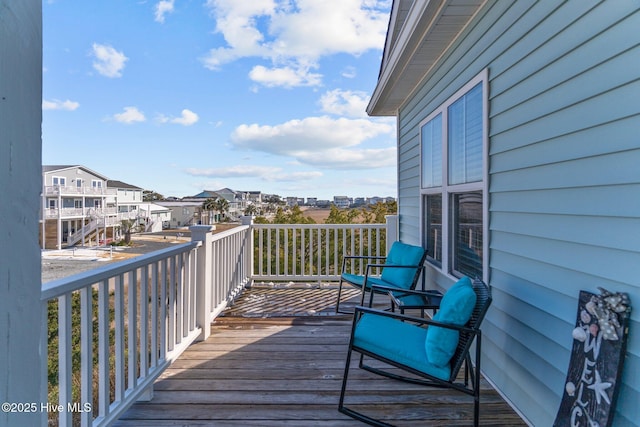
[44,207,118,219]
[40,218,523,426]
[44,185,117,197]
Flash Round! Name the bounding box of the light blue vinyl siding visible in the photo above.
[397,128,421,244]
[396,1,640,425]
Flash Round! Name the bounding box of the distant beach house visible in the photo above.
[41,165,170,249]
[156,188,253,227]
[368,1,639,426]
[154,200,204,227]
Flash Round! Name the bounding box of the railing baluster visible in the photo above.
[139,265,149,380]
[325,228,330,277]
[224,237,230,297]
[58,293,73,427]
[335,227,340,275]
[160,258,168,361]
[319,228,323,276]
[351,229,357,275]
[168,256,176,352]
[267,228,272,276]
[98,279,110,419]
[284,227,289,276]
[150,262,158,368]
[128,269,138,390]
[80,286,93,427]
[176,254,184,343]
[215,239,221,306]
[258,228,264,277]
[190,249,197,331]
[309,228,314,274]
[115,274,125,402]
[292,227,297,276]
[301,228,306,276]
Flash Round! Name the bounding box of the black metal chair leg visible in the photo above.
[335,279,344,313]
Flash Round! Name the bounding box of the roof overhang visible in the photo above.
[367,0,485,116]
[42,164,110,181]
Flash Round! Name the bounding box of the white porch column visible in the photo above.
[0,1,44,425]
[385,214,399,254]
[241,216,254,288]
[190,225,214,341]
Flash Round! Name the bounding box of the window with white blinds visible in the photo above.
[448,82,483,185]
[420,71,487,280]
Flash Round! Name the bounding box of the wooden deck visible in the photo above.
[114,286,526,426]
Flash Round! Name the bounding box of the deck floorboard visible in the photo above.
[114,286,526,426]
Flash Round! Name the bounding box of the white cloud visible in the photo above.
[113,106,146,124]
[42,99,80,111]
[249,65,322,88]
[341,66,357,79]
[91,43,128,78]
[202,0,390,87]
[157,109,200,126]
[201,0,275,70]
[295,147,396,169]
[154,0,175,23]
[186,165,281,178]
[230,115,394,169]
[185,165,322,182]
[172,109,199,126]
[267,1,390,58]
[319,89,369,118]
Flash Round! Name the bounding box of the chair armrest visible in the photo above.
[343,255,387,261]
[364,263,422,272]
[353,306,478,335]
[371,286,443,299]
[341,256,387,273]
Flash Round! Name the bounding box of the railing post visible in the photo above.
[191,225,214,341]
[241,216,254,287]
[385,214,398,254]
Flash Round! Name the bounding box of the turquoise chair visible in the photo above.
[338,277,492,427]
[335,241,427,314]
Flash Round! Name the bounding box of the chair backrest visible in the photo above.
[448,278,492,381]
[380,241,427,289]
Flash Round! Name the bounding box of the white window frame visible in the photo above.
[92,180,103,189]
[419,69,489,283]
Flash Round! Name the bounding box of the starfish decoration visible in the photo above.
[587,370,612,405]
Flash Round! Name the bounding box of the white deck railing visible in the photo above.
[44,186,117,196]
[41,218,395,426]
[252,223,388,282]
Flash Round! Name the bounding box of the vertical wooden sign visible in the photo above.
[554,288,631,427]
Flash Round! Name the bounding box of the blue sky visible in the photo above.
[42,0,396,200]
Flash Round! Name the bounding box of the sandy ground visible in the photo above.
[299,207,331,223]
[41,231,192,283]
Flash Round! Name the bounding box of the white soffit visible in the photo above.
[368,0,485,116]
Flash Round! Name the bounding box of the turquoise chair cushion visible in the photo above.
[353,313,451,381]
[380,242,425,289]
[425,276,476,367]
